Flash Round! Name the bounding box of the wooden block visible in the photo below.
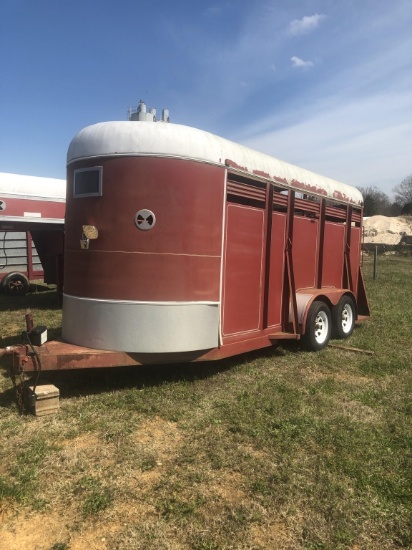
[26,384,60,416]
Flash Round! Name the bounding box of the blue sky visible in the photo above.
[1,0,411,197]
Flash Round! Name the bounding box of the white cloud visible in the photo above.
[291,56,314,69]
[241,91,412,195]
[288,14,326,36]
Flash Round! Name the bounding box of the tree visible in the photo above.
[357,186,391,217]
[389,202,402,216]
[393,175,412,208]
[401,202,412,215]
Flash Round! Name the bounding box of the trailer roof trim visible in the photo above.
[67,122,363,206]
[0,215,65,224]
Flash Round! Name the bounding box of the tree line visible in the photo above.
[358,174,412,217]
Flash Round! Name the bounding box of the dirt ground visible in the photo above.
[0,418,292,550]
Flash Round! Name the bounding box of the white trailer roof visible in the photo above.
[67,122,363,207]
[0,173,66,225]
[0,172,66,201]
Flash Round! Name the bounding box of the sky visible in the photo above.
[0,0,411,198]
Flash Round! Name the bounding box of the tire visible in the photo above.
[302,301,331,351]
[332,295,356,339]
[2,272,30,296]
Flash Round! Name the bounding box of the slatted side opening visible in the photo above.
[352,208,362,227]
[325,202,348,223]
[273,189,288,212]
[0,231,42,273]
[227,173,266,208]
[294,196,320,218]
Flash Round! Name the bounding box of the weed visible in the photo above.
[74,476,113,516]
[159,495,196,521]
[50,544,69,550]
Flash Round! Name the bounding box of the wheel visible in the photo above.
[332,296,356,339]
[2,272,30,296]
[302,301,331,351]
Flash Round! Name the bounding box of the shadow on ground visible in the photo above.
[0,344,293,412]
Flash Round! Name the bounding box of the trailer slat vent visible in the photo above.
[352,209,361,224]
[273,191,288,212]
[227,175,266,208]
[0,231,42,273]
[295,197,320,218]
[325,204,347,222]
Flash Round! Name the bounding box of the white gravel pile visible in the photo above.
[363,216,412,244]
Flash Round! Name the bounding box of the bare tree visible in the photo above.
[393,175,412,208]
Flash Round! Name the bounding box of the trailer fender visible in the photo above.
[293,290,357,335]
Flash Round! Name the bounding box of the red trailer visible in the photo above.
[1,121,369,372]
[0,173,65,294]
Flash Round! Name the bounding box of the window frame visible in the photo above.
[73,166,103,198]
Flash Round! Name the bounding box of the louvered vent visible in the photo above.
[227,176,266,208]
[325,203,347,222]
[352,208,362,226]
[294,197,320,218]
[273,191,288,212]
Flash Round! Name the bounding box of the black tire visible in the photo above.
[332,295,356,339]
[2,272,30,296]
[302,301,332,351]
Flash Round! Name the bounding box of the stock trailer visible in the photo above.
[1,120,370,408]
[0,172,65,295]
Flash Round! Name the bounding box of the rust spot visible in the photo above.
[272,175,289,185]
[291,179,328,196]
[333,190,346,201]
[225,159,248,172]
[252,169,271,179]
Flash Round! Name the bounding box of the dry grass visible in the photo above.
[0,258,411,550]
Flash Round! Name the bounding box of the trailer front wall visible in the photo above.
[62,157,225,353]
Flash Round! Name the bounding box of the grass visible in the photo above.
[0,258,411,549]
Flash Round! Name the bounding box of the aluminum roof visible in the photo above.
[67,122,363,206]
[0,172,66,201]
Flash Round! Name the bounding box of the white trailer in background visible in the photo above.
[0,173,65,295]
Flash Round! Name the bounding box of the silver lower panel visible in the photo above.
[62,294,219,353]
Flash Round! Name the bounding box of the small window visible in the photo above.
[73,167,102,198]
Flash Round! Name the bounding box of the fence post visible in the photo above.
[373,246,378,280]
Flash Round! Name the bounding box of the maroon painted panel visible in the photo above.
[292,217,318,291]
[322,222,345,287]
[0,197,65,220]
[64,250,220,301]
[266,212,286,327]
[64,157,224,301]
[65,157,223,255]
[222,204,265,336]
